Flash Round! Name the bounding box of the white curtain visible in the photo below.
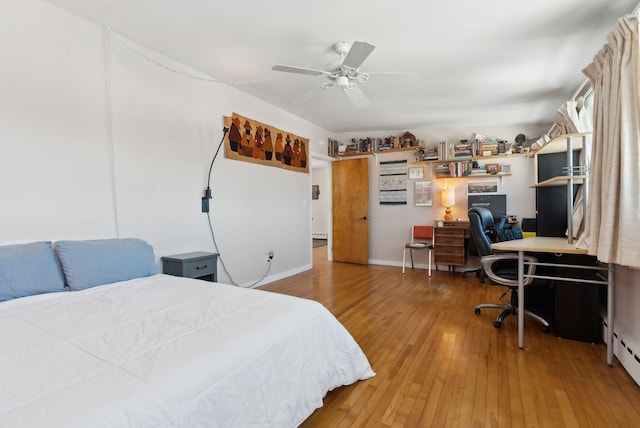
[552,100,583,135]
[550,92,594,138]
[579,14,640,268]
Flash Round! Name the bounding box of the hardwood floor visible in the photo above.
[260,246,640,427]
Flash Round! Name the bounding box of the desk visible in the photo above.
[492,237,614,365]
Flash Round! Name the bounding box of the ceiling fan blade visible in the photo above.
[344,85,370,109]
[272,64,332,77]
[342,41,375,69]
[367,72,420,81]
[292,85,328,104]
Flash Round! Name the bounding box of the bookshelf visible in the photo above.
[334,146,416,157]
[418,153,527,179]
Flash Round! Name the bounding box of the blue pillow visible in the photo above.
[55,238,157,290]
[0,241,66,301]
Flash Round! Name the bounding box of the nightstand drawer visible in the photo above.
[434,253,465,265]
[181,258,215,278]
[435,244,464,255]
[436,235,464,246]
[434,226,468,268]
[162,252,219,281]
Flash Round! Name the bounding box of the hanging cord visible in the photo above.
[107,29,220,83]
[103,27,120,237]
[204,128,272,288]
[106,28,288,85]
[104,27,273,287]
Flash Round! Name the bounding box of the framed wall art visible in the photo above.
[467,179,499,195]
[408,166,424,180]
[379,160,407,205]
[414,180,433,206]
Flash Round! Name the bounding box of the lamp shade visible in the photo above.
[441,188,456,207]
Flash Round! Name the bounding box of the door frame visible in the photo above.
[311,152,335,261]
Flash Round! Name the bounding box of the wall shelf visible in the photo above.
[332,146,416,158]
[435,172,512,180]
[531,175,587,188]
[416,152,530,165]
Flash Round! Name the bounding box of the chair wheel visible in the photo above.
[493,320,502,328]
[474,308,481,315]
[541,325,550,333]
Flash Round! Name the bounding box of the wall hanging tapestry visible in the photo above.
[379,160,407,205]
[224,113,309,173]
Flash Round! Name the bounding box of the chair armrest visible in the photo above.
[481,253,537,287]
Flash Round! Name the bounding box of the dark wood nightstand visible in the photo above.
[161,252,219,282]
[434,226,466,271]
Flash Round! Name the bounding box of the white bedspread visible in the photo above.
[0,274,374,427]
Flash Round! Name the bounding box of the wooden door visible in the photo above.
[332,158,369,264]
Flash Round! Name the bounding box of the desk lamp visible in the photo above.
[441,188,456,221]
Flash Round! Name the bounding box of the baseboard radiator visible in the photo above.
[312,233,328,239]
[603,318,640,387]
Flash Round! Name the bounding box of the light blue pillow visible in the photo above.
[55,238,157,290]
[0,241,66,301]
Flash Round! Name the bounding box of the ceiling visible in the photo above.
[45,0,638,133]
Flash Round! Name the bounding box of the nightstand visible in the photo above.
[434,226,466,271]
[161,252,219,282]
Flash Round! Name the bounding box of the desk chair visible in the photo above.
[468,207,550,332]
[402,225,434,276]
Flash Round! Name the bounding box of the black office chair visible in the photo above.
[468,207,550,332]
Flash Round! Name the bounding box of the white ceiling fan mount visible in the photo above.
[333,41,351,57]
[272,40,417,109]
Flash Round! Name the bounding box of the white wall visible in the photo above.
[311,163,330,239]
[0,0,330,287]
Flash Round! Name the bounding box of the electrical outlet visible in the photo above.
[266,251,274,263]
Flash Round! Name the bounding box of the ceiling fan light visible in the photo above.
[336,76,349,89]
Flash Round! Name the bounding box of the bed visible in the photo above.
[0,239,374,427]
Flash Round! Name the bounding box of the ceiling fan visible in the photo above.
[272,41,418,109]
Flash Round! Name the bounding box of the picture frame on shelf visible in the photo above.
[467,179,499,195]
[408,166,424,180]
[501,164,511,173]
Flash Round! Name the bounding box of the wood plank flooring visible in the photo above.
[259,246,640,427]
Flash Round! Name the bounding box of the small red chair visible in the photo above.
[402,225,434,276]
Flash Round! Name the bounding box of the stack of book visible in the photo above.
[470,165,487,175]
[423,145,439,160]
[472,133,500,156]
[454,140,472,158]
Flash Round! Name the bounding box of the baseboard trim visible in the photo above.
[603,318,640,387]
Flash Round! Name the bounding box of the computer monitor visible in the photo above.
[468,194,507,218]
